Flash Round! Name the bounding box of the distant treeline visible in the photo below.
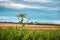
[0,22,18,24]
[0,22,60,26]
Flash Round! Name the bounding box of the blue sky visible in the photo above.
[0,0,60,24]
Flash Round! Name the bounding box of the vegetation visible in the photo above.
[16,14,27,27]
[0,27,60,40]
[0,13,60,40]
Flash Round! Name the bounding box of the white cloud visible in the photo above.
[33,6,60,10]
[0,0,41,9]
[23,0,60,10]
[0,16,60,24]
[0,0,60,10]
[47,20,60,24]
[0,16,28,20]
[0,16,16,19]
[33,19,60,24]
[48,7,60,10]
[0,0,10,2]
[0,16,18,22]
[23,0,53,3]
[0,16,29,22]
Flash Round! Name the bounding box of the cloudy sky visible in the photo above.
[0,0,60,23]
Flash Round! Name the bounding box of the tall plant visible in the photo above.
[16,14,27,28]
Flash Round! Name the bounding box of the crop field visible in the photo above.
[0,23,60,30]
[0,27,60,40]
[0,23,60,40]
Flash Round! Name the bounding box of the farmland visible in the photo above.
[0,23,60,40]
[0,23,60,30]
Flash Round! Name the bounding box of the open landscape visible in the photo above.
[0,23,60,30]
[0,0,60,40]
[0,23,60,40]
[0,13,60,40]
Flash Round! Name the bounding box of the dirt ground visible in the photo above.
[0,23,60,30]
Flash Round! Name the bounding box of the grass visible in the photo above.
[0,27,60,40]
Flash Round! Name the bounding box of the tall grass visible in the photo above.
[0,27,60,40]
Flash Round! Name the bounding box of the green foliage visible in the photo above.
[16,14,27,28]
[16,14,27,24]
[0,27,60,40]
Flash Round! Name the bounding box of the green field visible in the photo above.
[0,27,60,40]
